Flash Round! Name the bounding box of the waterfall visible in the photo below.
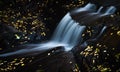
[102,6,116,16]
[0,13,86,57]
[51,13,86,51]
[0,3,116,57]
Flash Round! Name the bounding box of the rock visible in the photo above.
[10,46,80,72]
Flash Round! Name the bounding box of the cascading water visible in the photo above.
[0,3,116,57]
[0,13,86,57]
[51,13,86,50]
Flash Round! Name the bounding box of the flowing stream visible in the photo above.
[0,3,116,57]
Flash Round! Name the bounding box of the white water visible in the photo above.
[51,13,86,49]
[0,3,116,57]
[72,3,96,13]
[102,6,116,16]
[0,13,85,57]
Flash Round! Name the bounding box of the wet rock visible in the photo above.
[7,46,79,72]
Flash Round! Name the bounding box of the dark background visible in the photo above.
[0,0,120,72]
